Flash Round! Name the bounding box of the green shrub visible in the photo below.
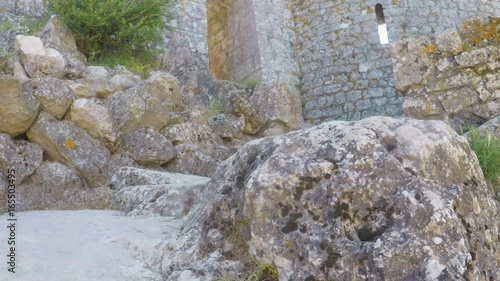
[48,0,172,70]
[467,129,500,189]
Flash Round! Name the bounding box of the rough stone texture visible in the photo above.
[107,73,182,133]
[160,123,228,159]
[65,98,120,151]
[61,53,86,79]
[15,161,89,210]
[15,35,65,79]
[104,153,141,183]
[68,82,95,98]
[0,132,43,185]
[26,112,110,186]
[120,127,176,166]
[392,17,500,131]
[0,76,39,137]
[77,66,117,98]
[81,65,108,79]
[23,78,75,119]
[29,162,84,190]
[251,81,303,131]
[38,16,86,62]
[207,113,244,140]
[109,73,141,92]
[472,114,500,138]
[112,167,210,217]
[161,123,229,176]
[9,0,47,16]
[170,116,500,280]
[224,89,266,135]
[164,144,221,177]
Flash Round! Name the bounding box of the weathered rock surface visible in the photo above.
[208,113,244,140]
[392,17,500,131]
[473,114,500,137]
[164,144,221,177]
[32,162,84,189]
[104,153,141,182]
[120,127,176,166]
[16,161,89,210]
[0,132,43,185]
[38,16,86,62]
[66,98,120,151]
[61,53,86,79]
[109,65,142,92]
[68,82,95,98]
[251,81,303,132]
[107,73,182,133]
[15,35,65,78]
[224,89,266,135]
[161,123,229,176]
[27,112,110,186]
[112,167,210,217]
[0,76,39,136]
[23,78,75,119]
[168,117,500,280]
[78,66,116,98]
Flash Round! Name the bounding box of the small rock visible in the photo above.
[15,35,65,78]
[0,76,39,137]
[120,127,176,166]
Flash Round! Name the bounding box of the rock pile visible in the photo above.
[0,15,303,210]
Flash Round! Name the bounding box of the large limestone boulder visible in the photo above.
[107,73,182,133]
[15,35,65,79]
[111,167,211,216]
[0,76,39,136]
[16,162,88,210]
[0,133,43,185]
[26,112,110,186]
[120,127,176,166]
[65,98,120,151]
[170,117,500,280]
[23,78,75,119]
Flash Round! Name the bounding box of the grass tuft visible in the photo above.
[467,128,500,191]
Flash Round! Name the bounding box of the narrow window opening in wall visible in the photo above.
[375,4,389,44]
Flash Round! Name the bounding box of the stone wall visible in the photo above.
[0,0,47,17]
[292,0,499,124]
[207,0,298,85]
[391,17,500,131]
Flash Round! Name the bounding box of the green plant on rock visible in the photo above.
[48,0,173,74]
[24,15,52,35]
[0,21,15,32]
[467,128,500,191]
[195,97,225,125]
[214,262,279,281]
[0,50,13,74]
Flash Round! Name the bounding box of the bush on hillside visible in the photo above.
[49,0,172,71]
